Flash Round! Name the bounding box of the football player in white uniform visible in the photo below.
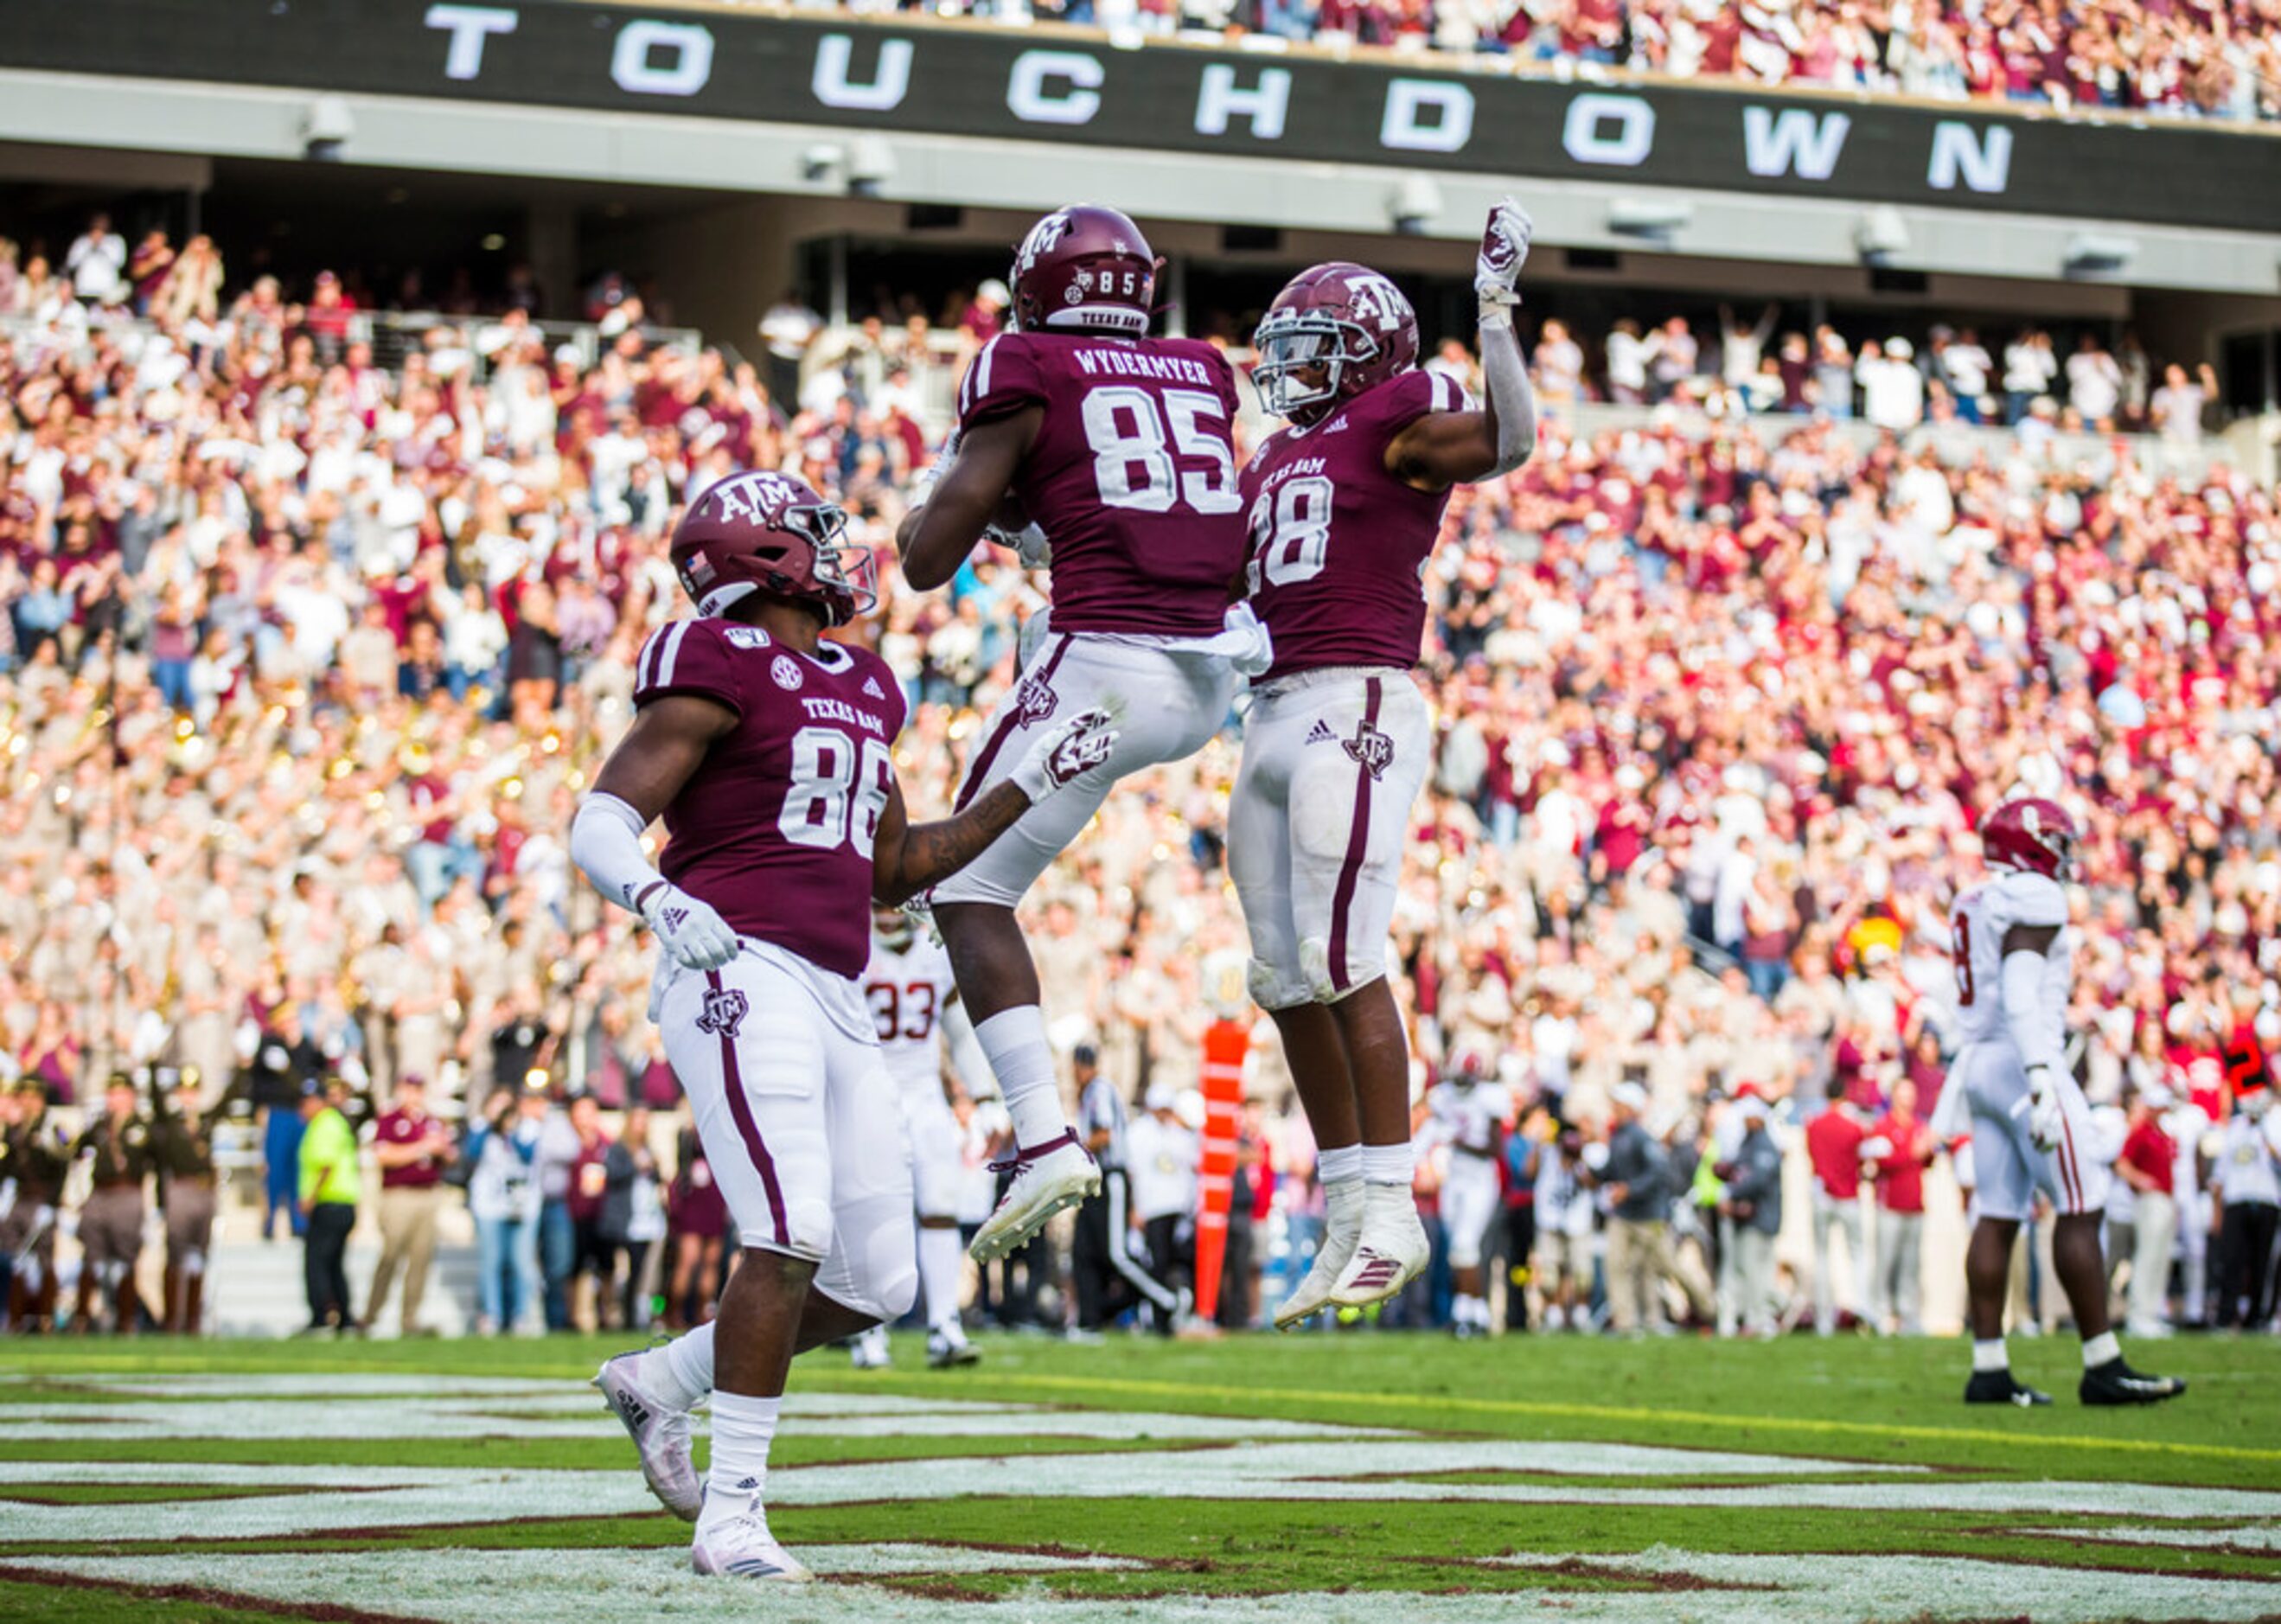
[1421,1054,1513,1337]
[1946,798,2184,1408]
[855,905,981,1370]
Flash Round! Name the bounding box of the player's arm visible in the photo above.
[569,694,744,971]
[2000,921,2066,1147]
[895,408,1043,591]
[871,707,1119,905]
[1385,199,1538,492]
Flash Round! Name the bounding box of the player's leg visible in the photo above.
[940,639,1231,1261]
[598,956,836,1554]
[1959,1052,2054,1403]
[1232,692,1364,1329]
[905,1080,978,1365]
[1282,675,1433,1308]
[1444,1162,1492,1334]
[2033,1076,2184,1405]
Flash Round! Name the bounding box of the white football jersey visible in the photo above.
[860,933,958,1092]
[1426,1080,1514,1157]
[1948,872,2071,1052]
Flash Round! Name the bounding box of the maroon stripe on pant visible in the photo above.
[1326,677,1383,996]
[2054,1107,2083,1212]
[708,969,789,1248]
[953,634,1071,812]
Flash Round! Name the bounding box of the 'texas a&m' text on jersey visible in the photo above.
[634,619,909,980]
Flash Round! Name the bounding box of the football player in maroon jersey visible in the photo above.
[895,205,1271,1270]
[1234,201,1541,1324]
[572,470,1115,1582]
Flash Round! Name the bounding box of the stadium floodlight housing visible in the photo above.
[1606,196,1692,240]
[301,95,355,163]
[846,137,897,198]
[2063,233,2137,278]
[1855,205,1910,266]
[1387,176,1443,237]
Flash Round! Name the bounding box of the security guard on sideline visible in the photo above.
[151,1066,220,1334]
[73,1072,157,1333]
[1,1081,69,1332]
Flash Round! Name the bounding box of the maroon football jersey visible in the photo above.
[956,331,1247,637]
[635,618,909,980]
[1240,368,1466,681]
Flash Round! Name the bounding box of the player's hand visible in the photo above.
[987,519,1052,569]
[2023,1065,2062,1152]
[638,883,741,972]
[1013,707,1118,802]
[910,428,960,507]
[1475,198,1532,306]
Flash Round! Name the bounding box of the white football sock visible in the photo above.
[1971,1338,2009,1373]
[2081,1330,2120,1368]
[918,1225,966,1333]
[1360,1141,1414,1186]
[974,1006,1066,1149]
[1317,1144,1364,1186]
[705,1391,781,1506]
[639,1321,713,1410]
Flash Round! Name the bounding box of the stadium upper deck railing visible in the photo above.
[800,322,2253,483]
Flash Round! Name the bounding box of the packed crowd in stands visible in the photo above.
[1,214,2277,1343]
[819,0,2281,123]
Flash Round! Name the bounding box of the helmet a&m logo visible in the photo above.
[696,987,750,1039]
[771,655,805,691]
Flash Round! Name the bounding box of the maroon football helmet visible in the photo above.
[1010,205,1158,339]
[1252,262,1421,424]
[1981,796,2078,882]
[670,471,875,627]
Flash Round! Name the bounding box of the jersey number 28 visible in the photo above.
[1245,474,1334,591]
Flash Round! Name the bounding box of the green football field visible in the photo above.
[1,1329,2276,1621]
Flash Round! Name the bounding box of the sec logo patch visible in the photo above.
[770,655,804,691]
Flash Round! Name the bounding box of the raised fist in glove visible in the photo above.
[1013,707,1119,802]
[1475,197,1533,311]
[637,881,741,972]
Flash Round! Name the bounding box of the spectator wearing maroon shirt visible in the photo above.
[564,1094,613,1331]
[362,1075,452,1336]
[2118,1089,2179,1336]
[1804,1077,1869,1335]
[1867,1080,1933,1334]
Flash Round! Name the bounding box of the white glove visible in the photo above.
[1474,197,1533,326]
[1011,707,1118,802]
[638,882,741,972]
[910,428,961,507]
[2023,1065,2063,1152]
[987,519,1052,569]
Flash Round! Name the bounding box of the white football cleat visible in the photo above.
[1275,1191,1362,1331]
[969,1130,1099,1263]
[848,1326,891,1370]
[1328,1189,1430,1309]
[691,1480,814,1582]
[593,1351,702,1521]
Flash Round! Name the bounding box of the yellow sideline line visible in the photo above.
[973,1372,2281,1467]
